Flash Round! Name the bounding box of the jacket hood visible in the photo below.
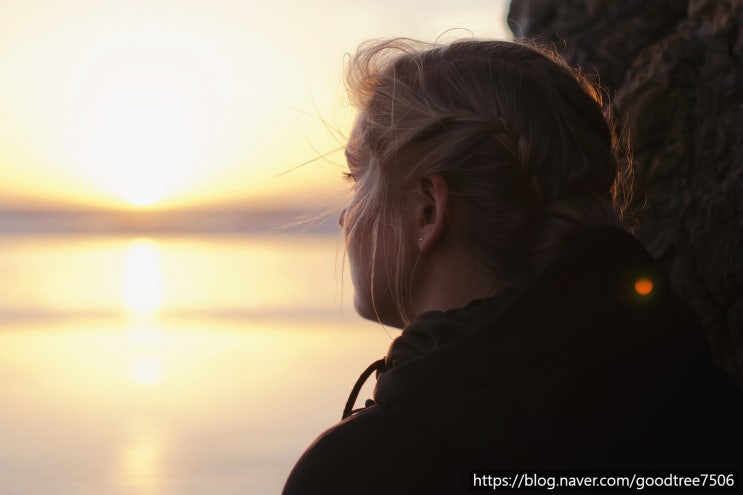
[370,226,728,468]
[284,226,743,495]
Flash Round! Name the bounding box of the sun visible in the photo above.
[120,187,163,208]
[112,151,169,207]
[0,8,287,210]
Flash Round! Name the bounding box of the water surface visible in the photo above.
[0,234,392,494]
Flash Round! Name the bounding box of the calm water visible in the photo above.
[0,234,393,495]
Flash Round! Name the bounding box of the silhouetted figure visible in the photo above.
[283,39,743,495]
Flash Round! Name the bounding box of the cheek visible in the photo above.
[342,199,368,279]
[343,209,382,317]
[346,233,374,320]
[342,187,372,254]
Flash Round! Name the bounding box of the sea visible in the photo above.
[0,226,393,494]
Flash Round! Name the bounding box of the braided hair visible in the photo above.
[343,38,633,324]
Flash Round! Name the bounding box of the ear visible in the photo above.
[415,174,449,252]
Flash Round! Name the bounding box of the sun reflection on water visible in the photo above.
[120,417,167,495]
[125,325,164,346]
[123,239,163,316]
[131,356,164,386]
[0,235,388,494]
[122,440,161,493]
[122,239,166,388]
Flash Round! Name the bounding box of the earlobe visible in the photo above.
[417,175,449,252]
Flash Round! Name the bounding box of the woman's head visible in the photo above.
[341,38,632,327]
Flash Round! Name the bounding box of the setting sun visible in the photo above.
[115,159,168,207]
[0,1,511,211]
[0,1,304,209]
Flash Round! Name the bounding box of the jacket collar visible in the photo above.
[373,226,710,406]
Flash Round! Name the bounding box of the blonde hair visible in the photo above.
[343,38,633,324]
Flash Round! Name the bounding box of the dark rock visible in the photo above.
[509,0,743,383]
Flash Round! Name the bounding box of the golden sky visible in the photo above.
[0,0,511,211]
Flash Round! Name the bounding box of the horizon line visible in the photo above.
[0,208,340,235]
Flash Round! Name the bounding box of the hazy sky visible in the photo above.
[0,0,511,211]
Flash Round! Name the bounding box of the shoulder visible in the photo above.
[282,404,463,495]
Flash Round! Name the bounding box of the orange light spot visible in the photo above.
[634,278,653,295]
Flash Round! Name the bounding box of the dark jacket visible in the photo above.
[283,227,743,494]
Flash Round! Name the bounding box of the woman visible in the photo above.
[283,39,743,494]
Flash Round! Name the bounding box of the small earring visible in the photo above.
[418,237,423,242]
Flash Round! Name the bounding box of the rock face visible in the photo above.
[509,0,743,383]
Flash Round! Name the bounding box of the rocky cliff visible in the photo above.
[508,0,743,383]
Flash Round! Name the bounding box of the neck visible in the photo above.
[409,241,499,318]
